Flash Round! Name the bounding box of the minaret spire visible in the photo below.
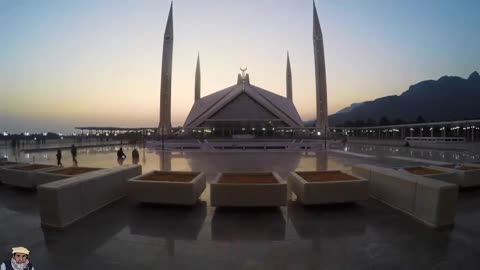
[313,1,328,133]
[159,1,174,129]
[195,52,201,101]
[286,51,292,101]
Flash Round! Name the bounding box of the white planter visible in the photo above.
[288,170,368,205]
[1,164,60,188]
[127,171,206,205]
[38,164,142,228]
[428,164,480,187]
[352,164,458,228]
[210,172,287,207]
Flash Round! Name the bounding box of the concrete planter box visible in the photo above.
[34,167,103,187]
[127,171,206,205]
[352,164,458,228]
[0,161,24,167]
[398,166,457,183]
[1,164,60,188]
[465,162,480,168]
[38,164,142,229]
[428,164,480,187]
[467,161,480,165]
[0,162,25,182]
[288,170,368,205]
[210,172,287,207]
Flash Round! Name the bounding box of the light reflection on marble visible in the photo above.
[1,144,480,269]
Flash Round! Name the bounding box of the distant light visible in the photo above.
[59,133,63,136]
[60,136,63,140]
[317,131,321,136]
[252,128,255,131]
[3,132,7,136]
[43,132,47,136]
[96,133,100,136]
[242,128,245,131]
[73,133,76,136]
[262,128,266,131]
[106,133,109,136]
[147,132,151,136]
[34,137,37,140]
[25,132,30,136]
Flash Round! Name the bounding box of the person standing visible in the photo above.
[132,148,139,164]
[56,149,62,166]
[70,144,78,166]
[1,247,35,270]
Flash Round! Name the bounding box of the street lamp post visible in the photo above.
[3,131,7,158]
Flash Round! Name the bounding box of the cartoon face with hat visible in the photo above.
[1,247,35,270]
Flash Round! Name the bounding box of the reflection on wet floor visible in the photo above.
[2,143,480,269]
[7,143,476,176]
[342,143,480,164]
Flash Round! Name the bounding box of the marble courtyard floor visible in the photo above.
[1,145,480,269]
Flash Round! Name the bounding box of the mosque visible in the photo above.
[158,2,329,137]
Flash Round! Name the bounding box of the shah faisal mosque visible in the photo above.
[158,2,329,136]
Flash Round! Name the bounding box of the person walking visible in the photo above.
[56,149,62,166]
[117,147,127,160]
[70,144,78,166]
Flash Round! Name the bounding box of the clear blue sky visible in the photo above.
[1,0,479,133]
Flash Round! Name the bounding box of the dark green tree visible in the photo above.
[379,116,391,126]
[416,115,425,123]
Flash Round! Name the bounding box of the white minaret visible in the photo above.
[159,2,174,129]
[194,52,201,101]
[286,51,292,101]
[313,1,328,131]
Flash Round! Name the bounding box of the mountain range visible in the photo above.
[323,71,480,126]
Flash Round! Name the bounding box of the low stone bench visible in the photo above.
[210,172,287,207]
[352,164,458,228]
[127,171,206,205]
[288,170,368,205]
[38,164,142,228]
[1,164,60,188]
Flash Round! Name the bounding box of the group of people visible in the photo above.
[55,145,139,166]
[117,147,140,165]
[55,144,77,166]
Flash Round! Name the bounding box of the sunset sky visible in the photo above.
[1,0,479,133]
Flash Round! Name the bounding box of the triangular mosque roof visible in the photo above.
[183,81,304,128]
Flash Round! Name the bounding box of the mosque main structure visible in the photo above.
[158,2,328,136]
